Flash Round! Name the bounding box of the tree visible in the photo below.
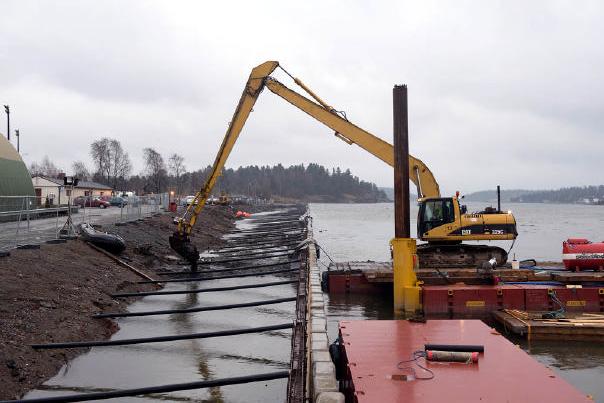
[72,161,90,181]
[89,137,132,188]
[143,147,166,193]
[108,139,132,189]
[168,153,186,196]
[90,138,110,181]
[29,156,61,177]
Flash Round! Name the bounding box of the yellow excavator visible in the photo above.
[170,61,517,268]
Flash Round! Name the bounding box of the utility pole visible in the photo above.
[15,129,20,152]
[3,105,9,141]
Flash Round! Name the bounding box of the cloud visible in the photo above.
[1,0,603,195]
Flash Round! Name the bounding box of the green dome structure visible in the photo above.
[0,134,34,204]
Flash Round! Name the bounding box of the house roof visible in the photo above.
[32,176,112,190]
[77,180,113,190]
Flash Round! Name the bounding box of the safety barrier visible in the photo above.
[0,193,168,253]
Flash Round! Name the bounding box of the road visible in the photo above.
[0,203,162,251]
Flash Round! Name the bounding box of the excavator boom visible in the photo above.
[171,61,441,263]
[171,61,515,269]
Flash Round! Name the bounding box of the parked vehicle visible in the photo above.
[73,196,111,208]
[109,196,128,206]
[183,195,198,206]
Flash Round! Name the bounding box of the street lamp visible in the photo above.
[3,105,9,141]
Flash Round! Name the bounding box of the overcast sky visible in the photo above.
[1,1,603,195]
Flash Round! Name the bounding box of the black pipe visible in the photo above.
[163,259,302,275]
[497,185,501,212]
[210,248,295,259]
[217,240,302,251]
[0,371,290,403]
[138,267,300,284]
[31,323,294,349]
[226,236,304,245]
[199,251,295,264]
[93,296,298,318]
[112,279,298,297]
[424,344,484,353]
[227,234,305,243]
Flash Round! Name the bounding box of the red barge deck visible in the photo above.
[337,320,591,403]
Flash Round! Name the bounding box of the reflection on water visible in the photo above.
[25,212,298,403]
[311,202,604,403]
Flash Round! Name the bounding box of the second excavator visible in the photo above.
[170,61,517,269]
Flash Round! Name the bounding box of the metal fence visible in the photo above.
[0,193,169,253]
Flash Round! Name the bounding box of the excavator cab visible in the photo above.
[417,198,457,239]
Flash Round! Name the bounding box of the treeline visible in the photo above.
[28,138,387,203]
[511,186,604,204]
[196,164,388,202]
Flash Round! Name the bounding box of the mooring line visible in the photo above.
[93,296,297,318]
[112,279,298,297]
[31,323,294,349]
[0,371,290,403]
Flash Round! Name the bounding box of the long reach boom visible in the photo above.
[170,61,440,263]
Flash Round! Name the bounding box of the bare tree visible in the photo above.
[29,156,61,177]
[143,147,166,193]
[90,138,110,182]
[90,137,132,188]
[168,153,186,196]
[72,161,90,181]
[109,139,132,189]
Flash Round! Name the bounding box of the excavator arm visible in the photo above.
[170,61,440,263]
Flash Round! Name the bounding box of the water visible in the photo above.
[311,202,604,402]
[25,210,298,403]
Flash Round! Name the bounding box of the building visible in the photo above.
[31,176,113,206]
[0,134,34,211]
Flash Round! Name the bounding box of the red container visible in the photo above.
[563,238,604,271]
[169,202,177,213]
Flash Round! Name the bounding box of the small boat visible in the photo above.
[79,223,126,254]
[562,238,604,271]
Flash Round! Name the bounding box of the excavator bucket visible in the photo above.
[169,233,200,270]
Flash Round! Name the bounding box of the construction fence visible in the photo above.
[0,193,170,253]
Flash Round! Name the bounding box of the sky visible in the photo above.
[1,1,603,195]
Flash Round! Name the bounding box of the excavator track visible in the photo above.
[417,243,508,269]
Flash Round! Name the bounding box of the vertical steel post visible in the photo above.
[393,85,410,238]
[497,185,501,212]
[391,85,420,317]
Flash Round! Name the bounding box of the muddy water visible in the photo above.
[311,202,604,402]
[26,210,299,402]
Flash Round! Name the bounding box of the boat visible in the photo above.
[79,223,126,254]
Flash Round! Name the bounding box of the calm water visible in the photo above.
[311,202,604,402]
[25,210,298,402]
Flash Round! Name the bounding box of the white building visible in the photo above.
[31,176,113,206]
